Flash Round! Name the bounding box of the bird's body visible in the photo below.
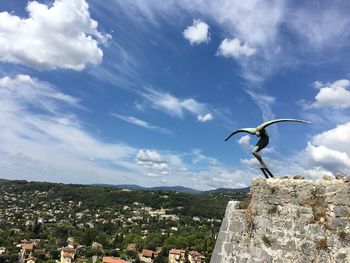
[225,118,310,178]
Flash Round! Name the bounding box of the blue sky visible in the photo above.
[1,0,350,190]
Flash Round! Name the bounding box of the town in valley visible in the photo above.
[0,179,246,263]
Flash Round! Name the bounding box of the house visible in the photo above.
[91,242,103,249]
[25,256,37,263]
[126,243,136,251]
[19,242,34,263]
[0,247,6,255]
[102,256,125,263]
[60,247,76,263]
[168,249,185,263]
[139,249,157,263]
[188,251,205,263]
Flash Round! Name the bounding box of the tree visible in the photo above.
[125,250,137,259]
[50,249,60,259]
[96,233,109,248]
[81,229,98,246]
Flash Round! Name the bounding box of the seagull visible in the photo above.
[224,119,310,178]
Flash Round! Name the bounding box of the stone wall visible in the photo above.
[210,175,350,263]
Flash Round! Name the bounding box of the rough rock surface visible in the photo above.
[211,176,350,263]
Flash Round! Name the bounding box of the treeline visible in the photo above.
[5,180,245,219]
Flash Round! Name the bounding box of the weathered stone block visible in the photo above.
[333,206,350,217]
[210,177,350,263]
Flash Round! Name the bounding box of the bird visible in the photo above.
[224,119,310,178]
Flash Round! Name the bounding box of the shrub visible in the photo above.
[237,194,251,210]
[262,236,272,247]
[302,195,327,224]
[315,237,327,251]
[338,231,347,240]
[268,205,278,215]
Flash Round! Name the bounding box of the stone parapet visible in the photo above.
[211,176,350,263]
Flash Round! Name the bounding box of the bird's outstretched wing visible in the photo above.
[256,119,310,131]
[224,128,256,141]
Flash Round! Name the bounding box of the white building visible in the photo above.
[168,249,185,263]
[60,247,76,263]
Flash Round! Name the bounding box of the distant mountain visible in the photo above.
[95,184,201,194]
[149,186,201,194]
[202,187,250,194]
[94,184,248,194]
[112,184,147,190]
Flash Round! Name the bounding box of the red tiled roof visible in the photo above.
[63,252,73,258]
[62,248,75,253]
[61,247,75,258]
[188,250,204,257]
[22,243,34,251]
[141,249,154,258]
[102,257,125,263]
[169,249,185,255]
[127,243,136,251]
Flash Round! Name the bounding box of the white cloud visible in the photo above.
[195,168,251,190]
[191,149,218,166]
[246,90,276,121]
[312,122,350,157]
[0,74,80,112]
[197,113,213,122]
[112,1,350,86]
[135,150,170,176]
[0,74,254,189]
[217,38,256,59]
[307,79,350,109]
[114,0,287,83]
[136,149,164,163]
[0,74,141,184]
[304,143,350,171]
[140,88,213,121]
[294,121,350,175]
[183,19,210,45]
[237,135,252,152]
[288,4,350,49]
[112,0,285,49]
[0,0,110,71]
[111,113,172,134]
[240,157,259,168]
[0,76,273,189]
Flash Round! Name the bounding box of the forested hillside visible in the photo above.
[0,179,246,262]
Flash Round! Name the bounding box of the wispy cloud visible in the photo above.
[287,2,350,49]
[0,75,253,189]
[0,75,139,183]
[197,113,213,122]
[108,1,350,86]
[111,113,172,134]
[139,87,214,122]
[246,90,275,121]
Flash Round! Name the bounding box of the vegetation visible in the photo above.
[262,235,272,247]
[268,205,278,215]
[315,237,327,251]
[0,179,246,262]
[237,193,251,210]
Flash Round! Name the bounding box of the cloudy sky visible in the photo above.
[1,0,350,190]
